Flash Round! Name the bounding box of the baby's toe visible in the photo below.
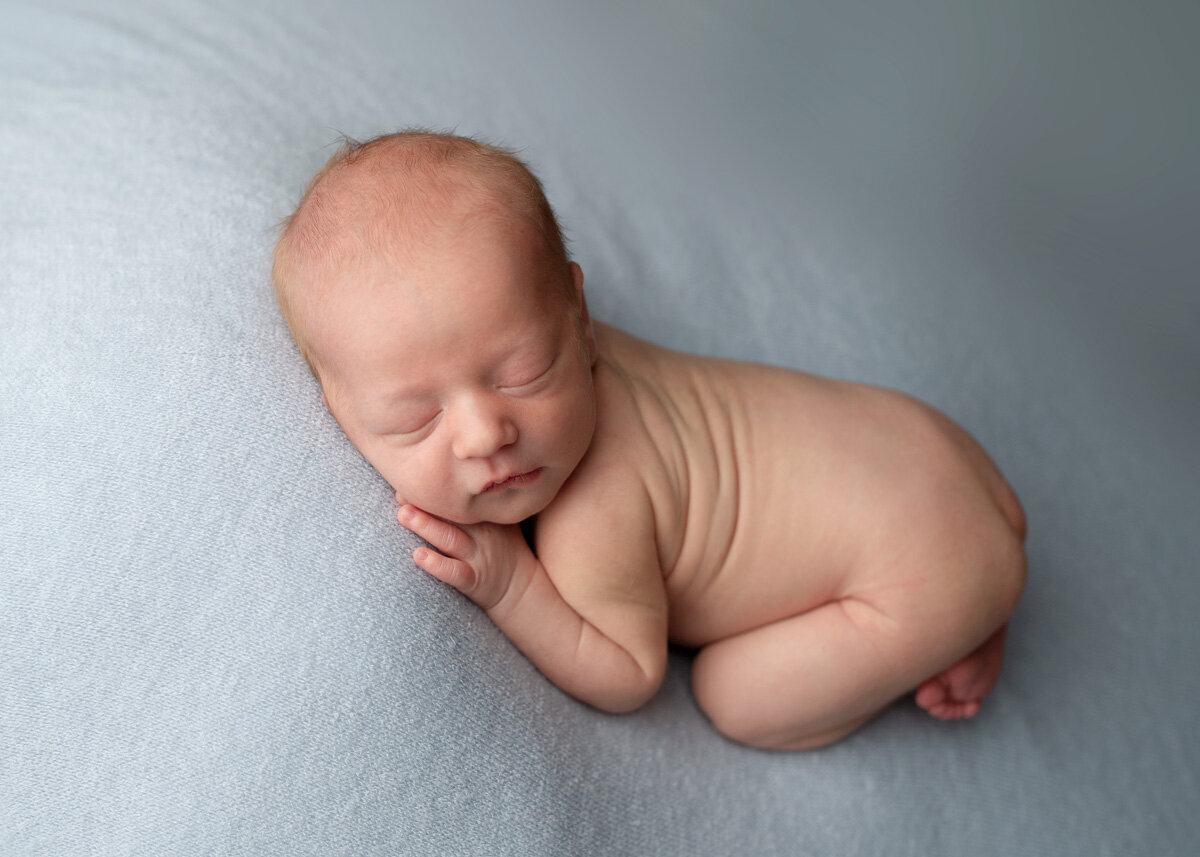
[931,699,981,720]
[915,678,948,711]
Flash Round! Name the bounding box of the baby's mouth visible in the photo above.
[481,468,543,494]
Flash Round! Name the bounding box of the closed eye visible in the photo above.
[498,355,556,392]
[386,410,442,437]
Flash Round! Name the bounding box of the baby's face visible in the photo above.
[309,213,597,525]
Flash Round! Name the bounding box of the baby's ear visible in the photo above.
[570,262,598,366]
[569,260,585,297]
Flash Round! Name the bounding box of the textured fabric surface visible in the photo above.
[2,1,1198,854]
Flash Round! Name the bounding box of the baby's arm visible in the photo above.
[398,473,668,713]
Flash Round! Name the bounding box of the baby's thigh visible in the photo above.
[690,539,1020,751]
[690,597,944,750]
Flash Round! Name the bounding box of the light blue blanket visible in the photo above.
[3,1,1197,854]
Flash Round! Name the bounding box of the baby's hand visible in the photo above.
[396,501,532,611]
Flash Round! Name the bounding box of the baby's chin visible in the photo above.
[465,508,538,526]
[464,492,553,526]
[403,489,553,527]
[396,466,568,525]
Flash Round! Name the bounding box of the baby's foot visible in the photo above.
[914,625,1007,720]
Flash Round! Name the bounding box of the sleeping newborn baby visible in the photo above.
[271,131,1027,750]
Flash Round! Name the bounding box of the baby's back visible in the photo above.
[592,323,1023,648]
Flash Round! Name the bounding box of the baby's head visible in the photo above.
[272,131,597,525]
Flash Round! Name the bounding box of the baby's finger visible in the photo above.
[398,504,473,558]
[413,546,476,592]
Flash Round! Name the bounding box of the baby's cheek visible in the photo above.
[532,397,588,456]
[375,451,432,504]
[561,385,598,449]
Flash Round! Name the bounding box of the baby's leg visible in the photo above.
[692,597,958,750]
[691,565,1021,751]
[691,427,1028,750]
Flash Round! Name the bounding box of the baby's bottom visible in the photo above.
[690,413,1027,751]
[691,607,1011,750]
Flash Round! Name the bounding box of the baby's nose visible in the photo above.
[450,401,518,460]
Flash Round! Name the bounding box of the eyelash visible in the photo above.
[385,356,556,438]
[498,356,555,392]
[391,411,441,437]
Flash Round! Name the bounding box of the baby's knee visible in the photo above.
[692,691,784,749]
[689,647,822,750]
[691,648,769,747]
[690,656,868,751]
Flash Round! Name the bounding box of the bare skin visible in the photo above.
[288,139,1027,750]
[394,319,1027,748]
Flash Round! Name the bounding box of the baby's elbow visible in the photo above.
[596,680,662,716]
[592,652,667,715]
